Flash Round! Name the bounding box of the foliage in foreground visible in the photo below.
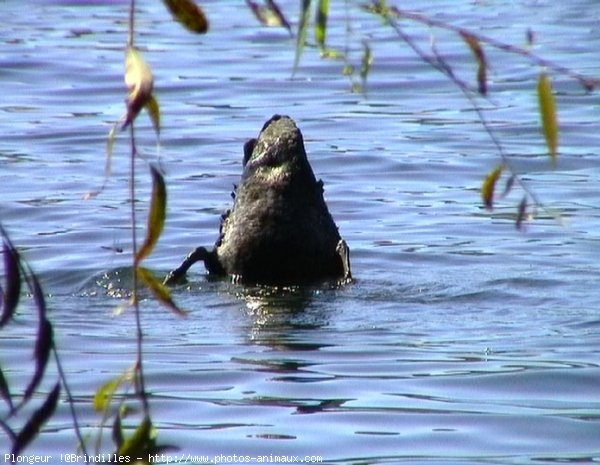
[2,0,599,457]
[252,0,597,228]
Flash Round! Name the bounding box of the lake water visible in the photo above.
[2,0,600,463]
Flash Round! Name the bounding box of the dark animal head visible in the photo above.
[242,115,316,186]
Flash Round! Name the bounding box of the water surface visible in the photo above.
[1,0,600,463]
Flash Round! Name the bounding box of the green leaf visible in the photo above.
[315,0,329,51]
[12,383,60,456]
[118,415,153,457]
[162,0,209,34]
[123,47,154,130]
[137,267,187,317]
[1,239,21,328]
[537,72,559,166]
[93,368,135,412]
[461,32,487,95]
[293,0,312,74]
[360,40,373,82]
[481,164,504,210]
[135,165,167,265]
[146,95,161,139]
[105,123,117,174]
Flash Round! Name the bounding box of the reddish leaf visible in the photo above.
[516,196,528,230]
[461,32,487,95]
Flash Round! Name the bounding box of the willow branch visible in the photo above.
[368,3,600,91]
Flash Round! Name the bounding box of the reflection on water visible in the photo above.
[238,285,329,347]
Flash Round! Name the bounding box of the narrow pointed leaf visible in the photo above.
[247,1,272,25]
[293,0,312,74]
[501,174,515,198]
[20,268,53,402]
[315,0,329,50]
[118,415,153,457]
[537,73,559,166]
[247,0,291,31]
[461,32,487,95]
[12,383,60,456]
[23,318,53,403]
[1,241,21,328]
[266,0,291,32]
[123,47,154,130]
[135,165,167,265]
[0,366,14,412]
[85,123,117,200]
[360,40,373,82]
[112,412,124,449]
[516,196,528,230]
[94,377,121,412]
[481,165,504,210]
[93,369,134,412]
[137,267,187,317]
[104,123,117,183]
[162,0,209,34]
[145,95,161,139]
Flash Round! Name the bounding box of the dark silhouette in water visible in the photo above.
[164,115,351,286]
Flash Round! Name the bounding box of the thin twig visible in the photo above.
[128,0,135,48]
[129,122,149,417]
[372,4,600,91]
[52,346,88,455]
[127,0,150,419]
[379,7,549,216]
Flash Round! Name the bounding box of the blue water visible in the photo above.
[1,0,600,463]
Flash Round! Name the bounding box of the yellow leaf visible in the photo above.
[162,0,209,34]
[137,267,187,317]
[537,72,559,166]
[247,0,291,31]
[315,0,329,50]
[123,47,154,130]
[145,94,160,139]
[93,368,134,412]
[481,164,504,210]
[135,165,166,265]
